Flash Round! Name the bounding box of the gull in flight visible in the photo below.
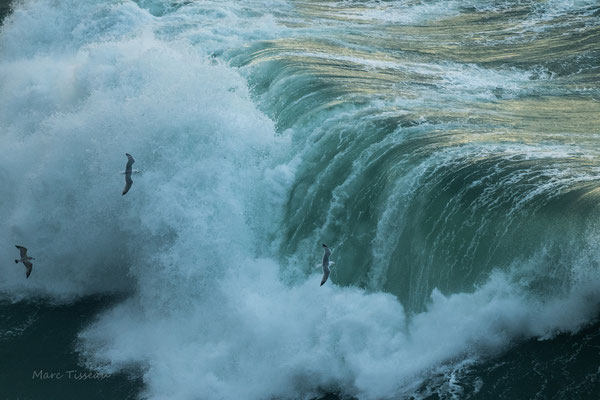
[122,153,136,195]
[14,245,35,278]
[320,244,335,286]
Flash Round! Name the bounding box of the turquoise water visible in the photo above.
[1,0,599,398]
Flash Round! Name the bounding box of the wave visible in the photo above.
[1,0,599,399]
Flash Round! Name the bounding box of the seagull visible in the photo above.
[14,245,35,278]
[320,244,335,286]
[122,153,135,195]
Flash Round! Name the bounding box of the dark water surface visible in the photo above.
[0,0,12,23]
[0,297,143,399]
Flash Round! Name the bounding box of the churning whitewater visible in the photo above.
[1,0,599,399]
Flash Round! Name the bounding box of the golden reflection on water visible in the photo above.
[481,97,600,135]
[244,1,599,144]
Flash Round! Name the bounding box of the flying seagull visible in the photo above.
[122,153,135,195]
[320,244,335,286]
[14,245,34,278]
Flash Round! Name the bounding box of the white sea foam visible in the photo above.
[333,0,464,25]
[0,0,279,299]
[78,261,600,399]
[333,0,599,26]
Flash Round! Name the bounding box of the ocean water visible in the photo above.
[0,0,599,399]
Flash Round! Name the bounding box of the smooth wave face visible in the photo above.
[1,0,600,399]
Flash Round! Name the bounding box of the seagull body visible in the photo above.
[122,153,135,195]
[14,245,34,278]
[320,244,335,286]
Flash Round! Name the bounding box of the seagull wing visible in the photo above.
[122,174,133,195]
[23,260,33,278]
[320,264,330,286]
[125,153,135,174]
[122,153,135,195]
[322,247,331,267]
[15,245,27,258]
